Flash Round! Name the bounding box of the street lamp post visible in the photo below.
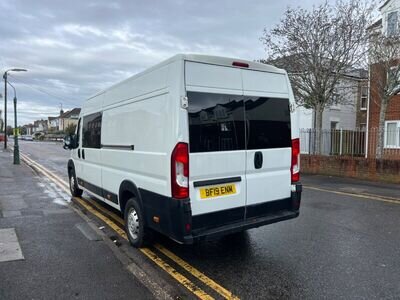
[7,82,20,164]
[3,68,27,149]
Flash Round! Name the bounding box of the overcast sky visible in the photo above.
[0,0,324,126]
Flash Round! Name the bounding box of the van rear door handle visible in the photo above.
[254,151,263,169]
[82,149,85,160]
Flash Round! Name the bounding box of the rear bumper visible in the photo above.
[139,183,302,245]
[187,209,299,244]
[184,182,302,244]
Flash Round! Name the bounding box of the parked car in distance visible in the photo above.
[23,135,34,141]
[0,133,6,142]
[64,54,302,248]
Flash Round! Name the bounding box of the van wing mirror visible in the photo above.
[63,134,78,150]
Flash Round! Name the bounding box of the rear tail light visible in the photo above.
[291,138,300,182]
[171,143,189,199]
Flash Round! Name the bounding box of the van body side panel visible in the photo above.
[102,65,169,108]
[101,93,171,200]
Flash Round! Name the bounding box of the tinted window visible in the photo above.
[82,112,102,148]
[245,97,291,149]
[188,92,291,152]
[188,92,245,153]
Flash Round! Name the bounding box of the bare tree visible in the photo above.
[260,0,373,153]
[368,31,400,159]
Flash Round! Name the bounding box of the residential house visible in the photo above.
[48,117,60,131]
[33,119,48,133]
[48,109,64,132]
[298,70,368,130]
[23,124,35,135]
[297,70,368,155]
[59,108,81,132]
[367,0,400,158]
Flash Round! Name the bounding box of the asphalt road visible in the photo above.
[17,140,400,299]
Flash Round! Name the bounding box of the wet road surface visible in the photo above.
[17,140,400,299]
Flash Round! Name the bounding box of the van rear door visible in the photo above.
[242,70,292,214]
[185,62,247,229]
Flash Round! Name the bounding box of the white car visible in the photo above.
[65,54,302,247]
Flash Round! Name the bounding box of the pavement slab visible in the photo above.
[0,228,24,262]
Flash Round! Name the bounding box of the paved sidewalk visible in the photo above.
[302,174,400,199]
[0,149,153,299]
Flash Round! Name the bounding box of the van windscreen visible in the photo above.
[188,91,291,153]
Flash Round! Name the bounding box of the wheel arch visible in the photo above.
[119,180,143,214]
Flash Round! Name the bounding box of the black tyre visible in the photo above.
[124,198,151,248]
[69,168,83,197]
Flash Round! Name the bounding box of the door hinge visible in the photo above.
[181,96,188,109]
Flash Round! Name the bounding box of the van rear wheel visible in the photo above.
[124,198,151,248]
[69,168,83,197]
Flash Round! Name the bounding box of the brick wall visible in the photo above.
[301,154,400,184]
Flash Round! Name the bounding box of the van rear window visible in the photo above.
[188,92,245,153]
[188,92,291,153]
[245,96,291,149]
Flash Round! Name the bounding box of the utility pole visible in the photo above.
[3,68,27,150]
[7,81,20,164]
[3,72,7,149]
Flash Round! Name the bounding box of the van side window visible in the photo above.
[76,118,81,147]
[188,92,245,153]
[82,112,102,148]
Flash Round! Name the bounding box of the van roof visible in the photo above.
[171,54,285,73]
[88,54,286,100]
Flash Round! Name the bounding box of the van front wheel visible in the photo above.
[124,198,150,248]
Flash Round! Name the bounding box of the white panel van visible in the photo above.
[64,54,302,248]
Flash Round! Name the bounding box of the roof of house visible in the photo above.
[60,108,81,119]
[379,0,391,9]
[367,18,382,31]
[33,119,47,126]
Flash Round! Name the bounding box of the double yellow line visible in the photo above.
[18,151,239,300]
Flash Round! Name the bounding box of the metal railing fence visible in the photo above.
[300,127,400,159]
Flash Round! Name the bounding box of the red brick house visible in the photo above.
[367,0,400,159]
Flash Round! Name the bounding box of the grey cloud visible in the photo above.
[0,0,323,125]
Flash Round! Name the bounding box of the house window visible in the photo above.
[385,121,400,148]
[360,123,366,131]
[360,86,368,110]
[330,93,341,110]
[387,11,398,36]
